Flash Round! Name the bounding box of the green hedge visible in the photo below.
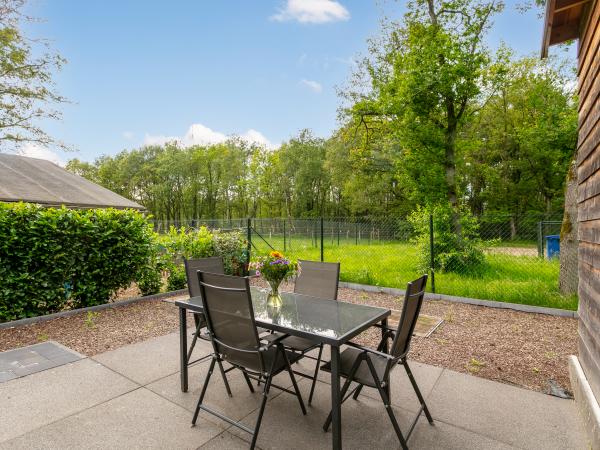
[0,203,155,321]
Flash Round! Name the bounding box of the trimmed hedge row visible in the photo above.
[0,203,155,321]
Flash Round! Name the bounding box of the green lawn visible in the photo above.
[251,237,578,311]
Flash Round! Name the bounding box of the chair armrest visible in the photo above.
[345,341,395,360]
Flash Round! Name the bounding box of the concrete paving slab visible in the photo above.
[352,360,443,411]
[1,388,223,450]
[0,341,83,382]
[427,368,587,450]
[146,357,290,429]
[92,329,212,385]
[409,419,518,449]
[230,379,416,450]
[198,431,261,450]
[0,358,137,443]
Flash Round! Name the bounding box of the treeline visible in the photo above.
[67,2,577,224]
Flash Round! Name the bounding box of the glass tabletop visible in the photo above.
[177,287,390,346]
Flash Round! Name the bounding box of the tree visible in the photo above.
[345,0,503,231]
[463,54,577,222]
[0,0,67,151]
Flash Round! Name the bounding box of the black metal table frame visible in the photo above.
[176,293,390,450]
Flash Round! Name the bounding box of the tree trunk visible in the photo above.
[559,158,578,295]
[445,122,462,236]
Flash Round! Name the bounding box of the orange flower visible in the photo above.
[269,250,284,258]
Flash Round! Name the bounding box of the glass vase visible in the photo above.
[266,280,283,307]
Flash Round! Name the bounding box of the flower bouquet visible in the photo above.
[249,251,299,307]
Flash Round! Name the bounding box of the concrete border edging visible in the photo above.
[339,281,578,318]
[569,355,600,449]
[0,289,188,330]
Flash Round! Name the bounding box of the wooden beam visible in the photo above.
[542,0,557,58]
[555,0,591,13]
[550,21,582,44]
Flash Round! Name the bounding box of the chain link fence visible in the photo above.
[150,212,577,310]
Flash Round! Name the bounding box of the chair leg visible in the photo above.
[192,357,216,425]
[242,369,255,394]
[216,357,233,397]
[352,384,363,400]
[186,317,204,363]
[323,354,365,432]
[308,344,323,405]
[403,360,434,424]
[280,346,307,415]
[250,372,272,450]
[367,358,408,450]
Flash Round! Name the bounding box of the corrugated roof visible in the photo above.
[0,153,144,210]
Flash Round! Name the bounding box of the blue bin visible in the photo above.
[546,235,560,259]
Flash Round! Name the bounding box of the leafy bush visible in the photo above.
[409,205,486,274]
[166,264,187,291]
[0,203,156,321]
[212,230,248,276]
[158,226,213,261]
[155,226,249,289]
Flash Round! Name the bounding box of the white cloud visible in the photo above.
[270,0,350,24]
[143,123,274,149]
[17,143,65,166]
[300,79,323,93]
[122,131,135,140]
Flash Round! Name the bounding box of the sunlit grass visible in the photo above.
[251,237,578,311]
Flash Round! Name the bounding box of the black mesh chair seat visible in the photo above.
[259,347,304,374]
[320,346,387,389]
[262,334,318,352]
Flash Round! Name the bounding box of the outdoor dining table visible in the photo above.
[175,286,391,450]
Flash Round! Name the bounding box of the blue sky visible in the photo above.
[21,0,574,164]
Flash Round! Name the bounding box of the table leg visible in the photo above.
[330,345,341,450]
[179,307,188,392]
[381,317,389,353]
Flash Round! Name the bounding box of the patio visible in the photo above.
[0,329,587,449]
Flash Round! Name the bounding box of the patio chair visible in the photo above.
[191,272,307,450]
[321,274,433,450]
[265,260,340,405]
[184,257,225,362]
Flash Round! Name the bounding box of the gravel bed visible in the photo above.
[0,284,577,394]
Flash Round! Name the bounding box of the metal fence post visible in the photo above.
[246,217,252,271]
[283,220,286,252]
[320,217,324,262]
[429,214,436,293]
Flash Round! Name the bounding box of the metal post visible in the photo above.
[429,214,436,293]
[355,222,358,245]
[537,221,543,258]
[247,218,252,270]
[320,217,324,262]
[283,220,286,252]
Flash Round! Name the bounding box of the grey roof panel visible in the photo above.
[0,153,143,209]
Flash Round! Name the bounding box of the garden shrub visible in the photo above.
[156,226,249,289]
[166,264,187,291]
[409,205,486,274]
[0,203,157,321]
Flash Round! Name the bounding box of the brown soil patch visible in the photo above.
[0,282,577,394]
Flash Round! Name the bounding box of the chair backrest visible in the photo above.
[390,274,428,358]
[197,271,264,373]
[294,260,340,300]
[184,257,225,298]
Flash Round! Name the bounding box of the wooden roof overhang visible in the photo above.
[541,0,593,57]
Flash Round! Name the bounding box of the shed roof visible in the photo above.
[0,153,144,210]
